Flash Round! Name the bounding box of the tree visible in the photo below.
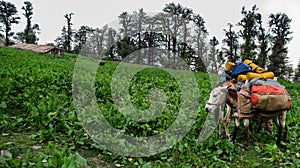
[93,25,107,58]
[97,3,208,71]
[177,6,193,64]
[16,1,40,44]
[294,59,300,82]
[208,36,223,73]
[256,17,269,68]
[268,13,292,77]
[178,42,195,68]
[55,13,74,52]
[118,12,132,39]
[64,13,74,52]
[132,8,147,49]
[73,25,92,54]
[0,1,20,45]
[105,27,118,60]
[144,14,163,48]
[116,37,136,60]
[192,14,208,72]
[55,26,67,49]
[238,5,261,61]
[180,7,193,44]
[163,2,182,54]
[285,64,294,81]
[163,3,192,54]
[222,23,239,62]
[143,14,166,65]
[131,8,147,63]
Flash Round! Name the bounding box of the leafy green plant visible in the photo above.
[0,47,299,167]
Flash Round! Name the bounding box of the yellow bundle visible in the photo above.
[246,72,275,81]
[225,62,235,71]
[237,74,247,82]
[244,59,265,73]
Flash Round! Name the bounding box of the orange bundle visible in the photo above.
[225,62,235,71]
[246,72,275,81]
[237,74,247,82]
[244,59,265,73]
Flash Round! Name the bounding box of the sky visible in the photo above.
[6,0,300,68]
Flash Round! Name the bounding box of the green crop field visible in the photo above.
[0,47,299,167]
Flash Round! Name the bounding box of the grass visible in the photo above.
[0,46,299,167]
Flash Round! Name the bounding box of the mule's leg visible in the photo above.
[257,119,262,133]
[260,118,273,133]
[267,119,274,133]
[218,106,224,138]
[283,125,288,151]
[256,115,262,133]
[279,111,287,151]
[275,117,282,148]
[280,124,288,151]
[224,105,232,140]
[232,118,240,143]
[243,119,250,150]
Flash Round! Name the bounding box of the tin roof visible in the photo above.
[9,43,63,54]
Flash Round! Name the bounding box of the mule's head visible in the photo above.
[205,86,228,113]
[220,80,236,89]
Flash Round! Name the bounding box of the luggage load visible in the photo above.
[221,59,276,85]
[237,74,247,82]
[244,59,265,73]
[225,62,235,71]
[231,62,252,78]
[250,81,291,112]
[249,78,285,88]
[246,72,275,81]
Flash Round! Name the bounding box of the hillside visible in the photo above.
[0,47,299,167]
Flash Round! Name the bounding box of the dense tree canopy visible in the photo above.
[0,0,20,45]
[268,13,292,77]
[238,5,261,61]
[222,23,239,62]
[256,17,269,68]
[294,59,300,82]
[55,12,74,52]
[1,1,296,79]
[16,1,40,44]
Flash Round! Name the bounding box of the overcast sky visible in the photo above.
[7,0,300,68]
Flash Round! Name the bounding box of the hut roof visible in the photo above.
[9,43,64,54]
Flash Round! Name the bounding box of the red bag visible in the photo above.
[251,85,291,112]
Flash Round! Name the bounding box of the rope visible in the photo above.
[237,100,252,110]
[263,80,270,111]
